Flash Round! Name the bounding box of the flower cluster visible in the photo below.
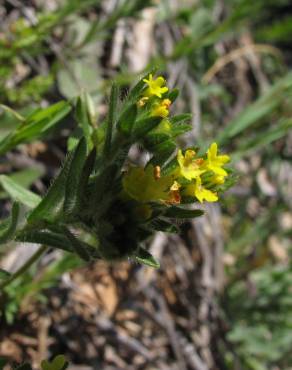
[138,74,172,119]
[123,74,231,207]
[0,73,234,268]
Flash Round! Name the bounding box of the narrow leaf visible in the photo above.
[167,88,179,103]
[117,103,137,135]
[151,219,179,233]
[0,175,40,208]
[171,124,192,137]
[135,248,160,268]
[103,84,119,156]
[132,117,162,140]
[64,138,87,216]
[75,93,92,145]
[150,140,176,166]
[169,113,192,125]
[16,229,74,253]
[144,133,170,148]
[28,152,74,223]
[0,101,71,155]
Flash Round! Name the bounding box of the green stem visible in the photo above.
[0,245,47,290]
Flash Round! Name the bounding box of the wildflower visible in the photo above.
[151,99,172,117]
[185,177,218,203]
[177,149,205,181]
[205,142,230,176]
[143,74,168,98]
[122,165,174,203]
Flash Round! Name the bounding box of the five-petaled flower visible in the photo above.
[143,74,168,98]
[205,142,230,176]
[177,149,205,181]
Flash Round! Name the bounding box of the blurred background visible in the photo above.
[0,0,292,369]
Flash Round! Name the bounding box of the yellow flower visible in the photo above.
[143,74,168,98]
[185,177,218,203]
[122,165,174,203]
[205,142,230,176]
[177,149,205,181]
[151,99,172,117]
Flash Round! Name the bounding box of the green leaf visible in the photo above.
[103,84,119,156]
[167,88,179,103]
[0,175,41,208]
[78,147,96,203]
[0,167,45,200]
[151,219,179,233]
[117,103,137,135]
[64,138,87,216]
[57,58,101,99]
[17,229,74,253]
[0,101,71,155]
[0,104,25,122]
[169,113,192,125]
[132,117,162,140]
[150,139,176,166]
[234,118,292,160]
[0,202,20,244]
[164,206,204,219]
[144,133,170,148]
[217,72,292,143]
[135,248,160,268]
[28,152,74,223]
[171,124,192,137]
[41,355,68,370]
[91,163,119,213]
[0,269,11,281]
[75,93,93,146]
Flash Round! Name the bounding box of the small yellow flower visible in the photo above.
[177,149,205,181]
[122,165,174,203]
[151,99,172,117]
[143,74,168,98]
[185,177,218,203]
[205,142,230,176]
